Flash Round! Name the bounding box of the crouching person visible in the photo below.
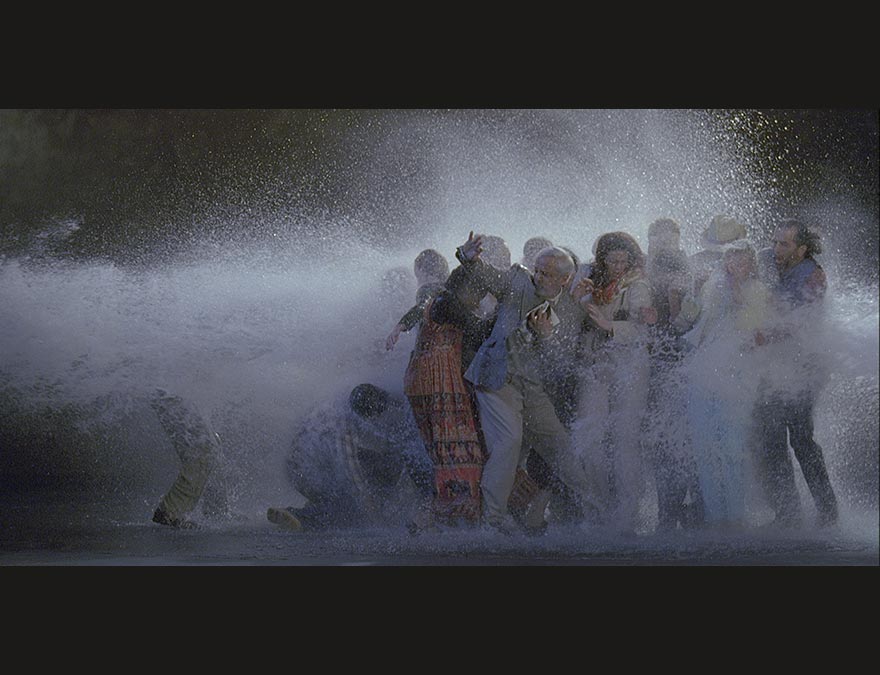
[267,383,434,533]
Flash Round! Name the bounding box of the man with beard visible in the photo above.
[753,219,839,528]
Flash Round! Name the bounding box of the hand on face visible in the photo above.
[573,277,595,304]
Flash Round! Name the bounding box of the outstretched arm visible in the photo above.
[385,322,405,350]
[454,231,510,301]
[386,301,429,350]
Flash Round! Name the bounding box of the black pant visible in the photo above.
[526,450,584,524]
[755,392,838,524]
[645,355,704,531]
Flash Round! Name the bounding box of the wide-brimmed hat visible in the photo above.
[701,214,747,248]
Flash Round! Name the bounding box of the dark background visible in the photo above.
[0,109,877,556]
[1,109,877,268]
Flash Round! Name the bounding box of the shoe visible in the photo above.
[407,520,441,536]
[523,521,548,537]
[152,506,198,530]
[522,489,551,536]
[407,507,440,536]
[267,507,303,532]
[482,514,521,536]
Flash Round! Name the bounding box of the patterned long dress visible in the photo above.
[403,292,488,524]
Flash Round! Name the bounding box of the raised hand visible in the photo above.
[572,276,595,304]
[458,231,484,262]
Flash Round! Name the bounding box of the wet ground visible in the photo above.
[2,502,877,566]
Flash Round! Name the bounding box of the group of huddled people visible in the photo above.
[145,216,840,537]
[254,214,841,539]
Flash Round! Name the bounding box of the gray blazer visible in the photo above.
[459,256,585,391]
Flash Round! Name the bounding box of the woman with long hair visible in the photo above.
[559,231,656,534]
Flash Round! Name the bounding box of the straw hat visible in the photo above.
[701,214,747,248]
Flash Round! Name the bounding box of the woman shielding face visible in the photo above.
[725,250,754,284]
[605,249,631,282]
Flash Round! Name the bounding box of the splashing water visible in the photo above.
[0,109,876,562]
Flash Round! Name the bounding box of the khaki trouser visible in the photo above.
[476,376,569,526]
[150,390,224,520]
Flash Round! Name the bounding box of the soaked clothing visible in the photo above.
[777,256,828,307]
[754,388,838,525]
[396,282,447,333]
[684,270,770,527]
[150,389,226,523]
[404,292,492,524]
[644,350,704,531]
[562,270,652,532]
[754,252,838,525]
[644,251,705,531]
[689,248,724,299]
[461,259,585,394]
[285,396,432,531]
[647,249,691,328]
[456,253,586,528]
